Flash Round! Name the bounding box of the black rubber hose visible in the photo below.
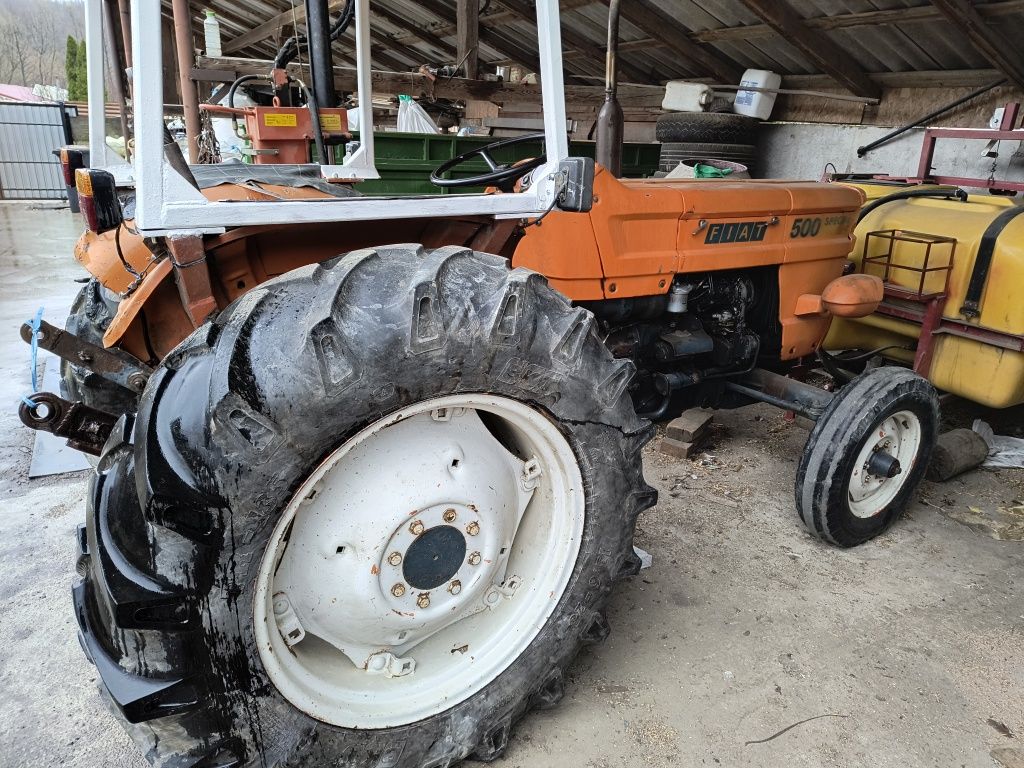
[228,74,266,110]
[273,0,355,70]
[857,187,968,223]
[297,81,328,165]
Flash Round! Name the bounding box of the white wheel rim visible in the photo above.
[847,409,922,519]
[253,394,585,728]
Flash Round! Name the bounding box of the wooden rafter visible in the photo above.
[416,0,543,76]
[497,0,654,84]
[739,0,881,98]
[372,5,457,60]
[619,0,741,83]
[697,0,1024,43]
[929,0,1024,90]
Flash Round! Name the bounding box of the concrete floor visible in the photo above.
[0,203,1022,768]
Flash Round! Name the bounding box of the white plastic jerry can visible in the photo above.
[734,69,781,120]
[661,81,713,113]
[204,10,222,57]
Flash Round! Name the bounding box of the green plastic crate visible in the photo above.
[350,132,659,194]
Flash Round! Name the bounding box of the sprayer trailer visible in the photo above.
[18,1,939,766]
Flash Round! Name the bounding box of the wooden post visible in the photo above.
[170,0,201,163]
[457,0,480,79]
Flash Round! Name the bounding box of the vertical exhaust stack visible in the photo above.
[595,0,624,178]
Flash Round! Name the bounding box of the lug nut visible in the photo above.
[273,599,288,616]
[387,551,403,566]
[417,593,431,609]
[466,521,480,536]
[468,551,482,566]
[409,520,425,536]
[443,508,457,523]
[448,580,462,595]
[391,583,406,597]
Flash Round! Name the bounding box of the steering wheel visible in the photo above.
[430,132,547,192]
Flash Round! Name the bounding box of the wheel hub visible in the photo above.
[403,524,466,590]
[848,409,922,518]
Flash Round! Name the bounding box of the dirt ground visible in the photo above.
[0,203,1022,768]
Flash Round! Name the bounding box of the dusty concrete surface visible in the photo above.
[0,202,1022,768]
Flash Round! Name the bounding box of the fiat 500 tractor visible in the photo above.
[19,1,938,766]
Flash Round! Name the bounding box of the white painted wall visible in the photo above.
[759,122,1024,188]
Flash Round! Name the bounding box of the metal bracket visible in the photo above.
[18,392,118,456]
[19,320,153,393]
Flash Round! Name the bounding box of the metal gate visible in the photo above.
[0,102,72,200]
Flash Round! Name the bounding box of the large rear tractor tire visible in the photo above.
[796,367,939,547]
[75,245,655,767]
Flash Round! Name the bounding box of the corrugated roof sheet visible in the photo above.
[167,0,1022,89]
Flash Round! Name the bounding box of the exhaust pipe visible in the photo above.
[595,0,623,177]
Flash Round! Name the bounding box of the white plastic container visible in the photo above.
[204,10,222,57]
[662,80,713,113]
[733,69,781,120]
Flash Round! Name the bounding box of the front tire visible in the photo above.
[76,245,655,767]
[795,367,939,547]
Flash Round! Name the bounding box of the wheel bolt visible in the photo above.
[273,599,288,616]
[409,520,425,535]
[387,551,403,566]
[443,508,457,523]
[466,521,480,536]
[468,551,481,566]
[448,580,462,595]
[391,583,406,597]
[417,593,431,609]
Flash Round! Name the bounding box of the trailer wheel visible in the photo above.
[795,367,938,547]
[61,279,139,416]
[75,245,655,768]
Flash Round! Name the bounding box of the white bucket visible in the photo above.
[734,69,781,120]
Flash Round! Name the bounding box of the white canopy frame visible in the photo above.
[83,0,571,235]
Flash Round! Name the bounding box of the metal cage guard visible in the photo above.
[82,0,571,235]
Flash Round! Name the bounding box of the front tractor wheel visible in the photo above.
[795,367,939,547]
[76,245,655,768]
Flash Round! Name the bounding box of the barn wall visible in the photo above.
[758,122,1024,187]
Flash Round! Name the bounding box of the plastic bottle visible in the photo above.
[733,69,781,120]
[204,10,222,57]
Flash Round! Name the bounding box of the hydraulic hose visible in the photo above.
[857,187,968,223]
[295,80,328,165]
[273,0,355,70]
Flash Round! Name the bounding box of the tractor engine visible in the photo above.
[584,267,781,420]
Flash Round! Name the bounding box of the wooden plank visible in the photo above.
[695,0,1024,43]
[457,0,480,79]
[929,0,1024,91]
[784,68,1004,90]
[373,5,457,59]
[739,0,881,98]
[620,0,741,82]
[497,0,654,84]
[194,55,664,106]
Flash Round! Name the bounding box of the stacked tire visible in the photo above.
[655,112,760,176]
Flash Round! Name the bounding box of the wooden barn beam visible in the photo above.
[929,0,1024,90]
[457,0,480,79]
[739,0,881,98]
[620,0,742,82]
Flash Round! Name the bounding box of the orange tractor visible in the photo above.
[19,2,938,767]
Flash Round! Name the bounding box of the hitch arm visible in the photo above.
[19,392,118,456]
[20,320,153,393]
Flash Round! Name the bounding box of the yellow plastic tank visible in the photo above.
[827,183,1024,408]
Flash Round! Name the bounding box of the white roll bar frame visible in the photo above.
[83,0,570,235]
